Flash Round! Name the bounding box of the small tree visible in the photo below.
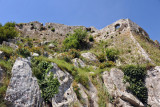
[0,22,18,43]
[63,28,87,50]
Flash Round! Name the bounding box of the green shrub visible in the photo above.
[0,22,18,43]
[106,48,119,61]
[89,35,94,42]
[4,22,16,28]
[48,26,51,28]
[32,67,43,80]
[51,28,55,32]
[16,47,30,58]
[31,58,60,103]
[122,65,148,104]
[0,46,14,58]
[63,28,87,50]
[39,73,59,102]
[63,36,80,49]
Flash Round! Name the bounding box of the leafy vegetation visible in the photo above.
[63,28,88,50]
[0,46,14,59]
[106,48,119,62]
[51,28,55,32]
[16,47,30,58]
[31,58,60,102]
[122,65,148,104]
[32,56,90,89]
[0,22,18,43]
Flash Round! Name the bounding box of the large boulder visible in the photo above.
[145,66,160,107]
[81,52,98,63]
[50,63,80,107]
[5,57,42,107]
[102,68,144,107]
[72,58,86,68]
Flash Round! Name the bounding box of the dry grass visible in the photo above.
[133,32,160,65]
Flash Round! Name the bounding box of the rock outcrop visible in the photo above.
[5,57,42,107]
[81,52,98,63]
[50,63,80,107]
[72,58,86,68]
[102,68,144,107]
[146,66,160,107]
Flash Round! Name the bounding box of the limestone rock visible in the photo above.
[102,68,144,107]
[5,57,42,107]
[48,43,55,49]
[50,63,80,107]
[72,58,86,68]
[78,84,89,107]
[43,51,49,57]
[0,66,4,83]
[81,52,98,62]
[31,52,39,57]
[87,80,99,107]
[2,41,18,49]
[77,80,98,107]
[145,66,160,107]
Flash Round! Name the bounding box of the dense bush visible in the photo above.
[31,59,60,102]
[63,28,87,50]
[39,73,59,102]
[51,28,55,32]
[122,65,148,104]
[0,22,18,43]
[106,48,119,61]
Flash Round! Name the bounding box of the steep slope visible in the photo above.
[0,19,160,107]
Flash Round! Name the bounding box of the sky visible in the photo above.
[0,0,160,41]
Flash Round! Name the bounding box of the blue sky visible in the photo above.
[0,0,160,41]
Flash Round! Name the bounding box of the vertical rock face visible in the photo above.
[50,63,79,107]
[146,66,160,107]
[5,57,42,107]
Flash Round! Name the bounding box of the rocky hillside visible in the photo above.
[0,19,160,107]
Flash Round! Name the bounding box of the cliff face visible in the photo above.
[1,19,160,107]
